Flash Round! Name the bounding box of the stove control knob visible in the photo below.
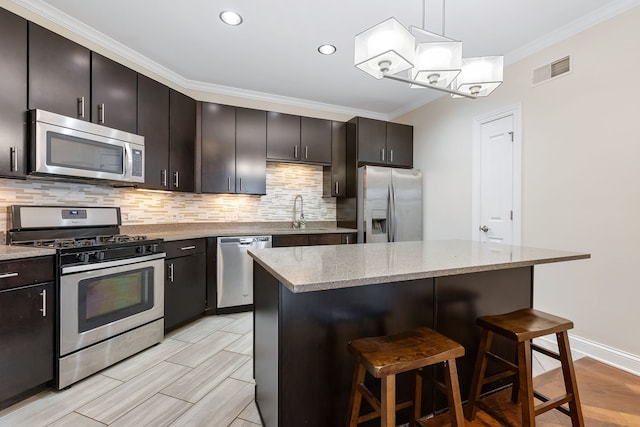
[147,244,158,253]
[136,246,147,255]
[77,253,90,263]
[94,251,105,261]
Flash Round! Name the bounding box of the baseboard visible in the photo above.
[533,333,640,377]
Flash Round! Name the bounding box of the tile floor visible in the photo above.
[0,312,264,427]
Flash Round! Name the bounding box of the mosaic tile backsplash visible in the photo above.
[0,163,336,231]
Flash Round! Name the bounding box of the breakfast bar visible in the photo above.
[249,240,589,427]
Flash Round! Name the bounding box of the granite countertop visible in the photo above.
[248,240,590,293]
[121,222,357,242]
[0,245,56,261]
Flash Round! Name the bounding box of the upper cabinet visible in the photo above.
[323,121,347,197]
[137,74,170,190]
[90,52,137,133]
[169,90,196,192]
[349,117,413,168]
[0,8,27,178]
[235,107,267,195]
[201,103,236,193]
[28,23,137,133]
[266,112,331,165]
[28,22,91,122]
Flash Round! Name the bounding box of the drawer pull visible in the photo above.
[180,245,196,251]
[40,289,47,317]
[0,272,18,279]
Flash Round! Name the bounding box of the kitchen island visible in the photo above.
[248,240,589,427]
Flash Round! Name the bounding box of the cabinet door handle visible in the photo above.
[161,169,168,187]
[239,177,243,192]
[174,171,179,188]
[335,181,339,195]
[389,149,393,163]
[294,145,298,159]
[180,245,196,251]
[10,147,18,172]
[304,146,308,159]
[168,263,175,282]
[40,289,47,317]
[345,235,350,244]
[98,103,105,124]
[227,176,231,191]
[78,97,85,119]
[380,148,385,162]
[0,272,18,279]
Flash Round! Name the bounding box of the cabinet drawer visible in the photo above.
[308,233,342,246]
[164,239,206,258]
[272,235,309,247]
[0,257,54,291]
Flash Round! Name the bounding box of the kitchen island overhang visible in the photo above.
[249,240,589,427]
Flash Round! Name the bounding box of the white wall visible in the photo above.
[400,7,640,366]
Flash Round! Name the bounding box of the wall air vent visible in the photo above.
[532,56,571,85]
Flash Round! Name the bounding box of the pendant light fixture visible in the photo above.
[354,0,503,99]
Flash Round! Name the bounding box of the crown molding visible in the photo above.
[11,0,640,121]
[504,0,640,66]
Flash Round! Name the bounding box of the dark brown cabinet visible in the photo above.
[164,239,206,331]
[349,117,413,168]
[300,117,331,164]
[267,112,300,162]
[28,23,137,133]
[235,107,267,195]
[0,256,54,407]
[267,112,331,165]
[138,74,170,190]
[28,22,91,122]
[0,8,27,178]
[169,90,196,192]
[272,233,357,247]
[323,121,347,197]
[200,103,266,195]
[91,52,137,133]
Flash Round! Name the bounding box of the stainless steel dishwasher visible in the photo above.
[216,235,272,309]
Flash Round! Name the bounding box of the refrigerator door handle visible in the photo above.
[388,183,397,242]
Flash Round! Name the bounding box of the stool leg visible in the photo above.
[465,328,493,421]
[412,370,423,426]
[443,359,465,427]
[381,374,396,427]
[517,340,535,427]
[347,363,366,427]
[556,331,585,427]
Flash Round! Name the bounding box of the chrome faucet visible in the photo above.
[292,195,305,229]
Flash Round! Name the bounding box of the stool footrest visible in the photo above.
[486,351,519,372]
[534,391,572,416]
[482,369,517,386]
[357,383,380,414]
[531,343,561,361]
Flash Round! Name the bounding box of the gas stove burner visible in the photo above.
[19,234,149,249]
[99,234,148,244]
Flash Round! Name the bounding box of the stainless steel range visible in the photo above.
[7,205,165,389]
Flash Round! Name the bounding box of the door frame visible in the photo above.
[471,104,522,245]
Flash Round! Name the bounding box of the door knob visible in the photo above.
[480,225,490,232]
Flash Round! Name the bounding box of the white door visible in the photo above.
[478,115,514,244]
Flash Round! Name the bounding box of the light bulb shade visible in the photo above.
[354,17,415,79]
[454,56,504,97]
[409,27,461,88]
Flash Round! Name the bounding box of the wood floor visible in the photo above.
[0,312,638,426]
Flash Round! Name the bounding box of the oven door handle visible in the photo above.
[61,252,166,275]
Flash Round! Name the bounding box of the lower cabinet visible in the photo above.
[0,257,54,407]
[272,232,357,247]
[164,239,206,332]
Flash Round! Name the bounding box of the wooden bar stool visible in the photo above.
[465,308,585,426]
[346,327,465,427]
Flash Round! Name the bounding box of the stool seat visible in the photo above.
[466,308,585,427]
[477,308,574,342]
[349,327,465,377]
[347,327,465,427]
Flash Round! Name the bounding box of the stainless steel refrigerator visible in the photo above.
[357,165,423,243]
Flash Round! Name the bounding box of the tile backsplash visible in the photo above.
[0,163,335,231]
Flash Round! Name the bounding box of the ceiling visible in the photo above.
[16,0,639,119]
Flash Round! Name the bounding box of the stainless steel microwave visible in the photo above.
[29,109,145,184]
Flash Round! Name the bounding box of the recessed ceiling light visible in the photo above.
[220,10,243,26]
[318,44,337,55]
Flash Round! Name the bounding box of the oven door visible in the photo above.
[59,253,165,356]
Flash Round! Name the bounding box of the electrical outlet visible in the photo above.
[225,213,238,221]
[128,213,138,221]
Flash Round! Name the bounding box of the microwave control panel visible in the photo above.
[132,149,143,177]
